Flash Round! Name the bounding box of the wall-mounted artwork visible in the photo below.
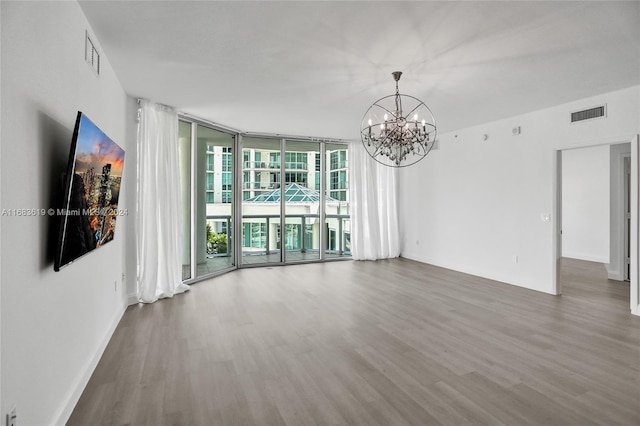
[55,111,125,271]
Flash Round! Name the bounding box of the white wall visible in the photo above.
[399,85,640,294]
[1,2,130,425]
[561,145,610,262]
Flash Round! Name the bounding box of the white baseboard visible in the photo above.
[399,252,554,295]
[54,305,125,425]
[127,292,139,306]
[607,269,625,281]
[561,252,609,263]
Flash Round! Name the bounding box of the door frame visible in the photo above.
[623,154,631,281]
[631,135,639,315]
[552,134,639,316]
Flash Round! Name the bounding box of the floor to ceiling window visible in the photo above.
[199,126,235,276]
[179,116,350,282]
[178,120,192,280]
[179,120,235,282]
[325,143,350,258]
[284,140,321,262]
[241,136,281,265]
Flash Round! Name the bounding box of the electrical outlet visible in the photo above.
[7,405,16,426]
[512,255,519,264]
[114,280,118,292]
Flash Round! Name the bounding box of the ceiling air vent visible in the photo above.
[570,105,606,123]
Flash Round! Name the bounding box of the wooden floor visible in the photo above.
[68,258,640,425]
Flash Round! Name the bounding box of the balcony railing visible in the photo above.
[243,161,308,171]
[243,161,271,169]
[205,214,351,259]
[242,182,279,190]
[284,161,308,170]
[329,181,348,190]
[242,182,281,190]
[329,160,347,170]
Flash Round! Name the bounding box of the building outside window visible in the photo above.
[328,150,347,201]
[206,173,214,203]
[222,147,232,171]
[269,152,279,168]
[222,172,232,203]
[284,172,307,186]
[243,222,266,248]
[198,141,350,260]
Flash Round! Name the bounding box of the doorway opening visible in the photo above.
[553,138,638,316]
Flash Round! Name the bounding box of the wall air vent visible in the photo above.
[85,30,100,75]
[570,105,606,123]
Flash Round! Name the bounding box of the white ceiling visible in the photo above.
[79,1,640,140]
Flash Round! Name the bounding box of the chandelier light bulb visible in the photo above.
[368,119,372,126]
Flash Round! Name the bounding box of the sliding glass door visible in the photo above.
[241,136,281,265]
[284,140,321,262]
[179,120,236,282]
[239,137,349,266]
[197,125,235,277]
[179,115,350,281]
[178,121,192,280]
[325,143,350,258]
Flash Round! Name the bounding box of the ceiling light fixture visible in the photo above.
[361,71,437,167]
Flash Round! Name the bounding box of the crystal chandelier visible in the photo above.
[361,71,437,167]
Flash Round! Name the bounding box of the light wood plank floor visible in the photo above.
[68,258,640,425]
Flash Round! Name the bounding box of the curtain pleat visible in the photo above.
[349,142,400,260]
[136,99,189,303]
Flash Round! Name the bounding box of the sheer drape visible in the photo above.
[349,142,400,260]
[136,99,189,303]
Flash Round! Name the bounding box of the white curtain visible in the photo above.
[136,99,190,303]
[349,141,401,260]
